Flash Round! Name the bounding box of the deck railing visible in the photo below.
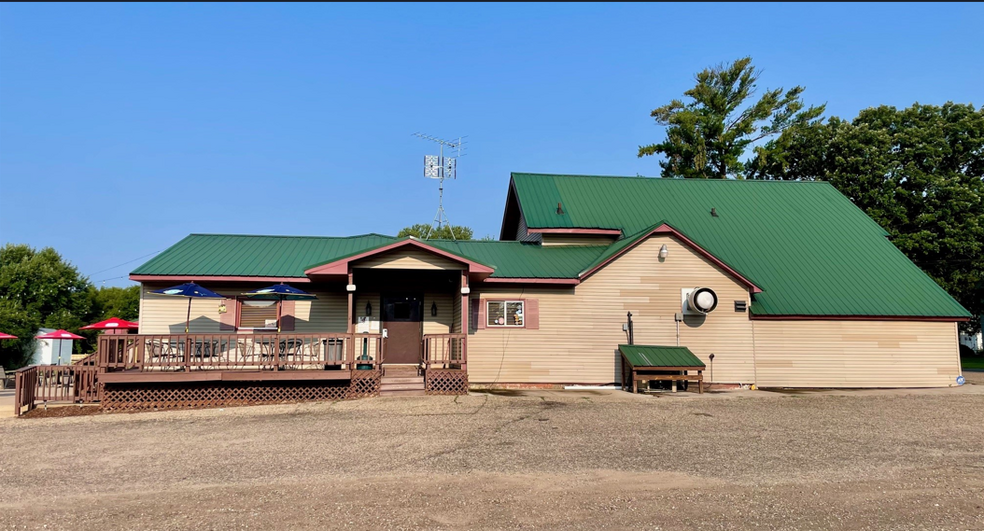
[97,333,383,372]
[14,364,100,416]
[422,333,467,370]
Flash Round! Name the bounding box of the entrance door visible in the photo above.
[381,294,423,364]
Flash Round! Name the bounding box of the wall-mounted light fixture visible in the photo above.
[659,244,669,260]
[431,301,438,317]
[365,301,372,316]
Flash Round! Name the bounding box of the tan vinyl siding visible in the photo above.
[541,234,617,247]
[139,282,347,334]
[452,290,463,334]
[139,283,240,334]
[752,320,961,388]
[293,290,347,333]
[353,291,380,328]
[467,235,755,384]
[423,292,455,334]
[354,248,464,270]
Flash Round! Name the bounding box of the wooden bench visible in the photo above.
[631,370,703,394]
[619,345,707,395]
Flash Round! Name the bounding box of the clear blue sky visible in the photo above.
[1,3,982,287]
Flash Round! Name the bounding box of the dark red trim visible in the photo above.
[481,277,580,285]
[750,314,970,322]
[527,228,622,236]
[304,238,495,276]
[131,275,311,283]
[578,223,763,293]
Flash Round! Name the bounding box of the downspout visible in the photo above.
[626,312,634,345]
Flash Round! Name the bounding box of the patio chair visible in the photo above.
[0,366,13,389]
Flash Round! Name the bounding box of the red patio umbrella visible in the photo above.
[81,317,139,331]
[35,329,83,365]
[35,330,84,340]
[0,332,17,339]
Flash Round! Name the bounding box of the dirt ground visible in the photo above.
[2,377,984,530]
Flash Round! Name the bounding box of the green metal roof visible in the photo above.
[132,234,607,280]
[132,173,970,319]
[429,240,605,278]
[132,233,398,278]
[511,173,970,318]
[619,345,705,368]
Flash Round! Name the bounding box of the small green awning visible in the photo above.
[619,345,705,369]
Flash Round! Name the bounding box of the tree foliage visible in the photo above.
[639,57,825,179]
[92,286,140,322]
[397,224,474,240]
[749,103,984,332]
[0,244,92,367]
[0,244,142,368]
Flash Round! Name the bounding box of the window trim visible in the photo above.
[486,299,525,328]
[236,298,279,331]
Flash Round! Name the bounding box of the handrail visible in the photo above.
[74,352,98,366]
[97,333,383,372]
[14,364,99,416]
[422,333,467,371]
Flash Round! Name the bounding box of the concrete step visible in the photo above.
[379,382,425,391]
[379,389,426,397]
[380,377,424,385]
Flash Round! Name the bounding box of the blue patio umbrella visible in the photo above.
[151,282,225,333]
[241,283,316,333]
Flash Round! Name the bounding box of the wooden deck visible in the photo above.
[14,331,469,416]
[99,369,353,383]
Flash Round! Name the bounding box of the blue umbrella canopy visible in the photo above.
[241,283,316,301]
[151,282,225,333]
[152,282,224,299]
[242,284,316,333]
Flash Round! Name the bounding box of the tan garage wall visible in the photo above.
[752,320,962,388]
[467,235,755,384]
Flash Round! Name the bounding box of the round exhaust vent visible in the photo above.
[687,287,718,314]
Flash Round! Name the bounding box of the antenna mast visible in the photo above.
[413,132,466,240]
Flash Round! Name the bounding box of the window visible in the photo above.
[239,299,278,329]
[487,300,524,327]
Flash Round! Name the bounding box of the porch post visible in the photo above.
[347,269,355,370]
[460,270,468,372]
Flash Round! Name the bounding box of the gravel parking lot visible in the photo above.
[2,378,983,530]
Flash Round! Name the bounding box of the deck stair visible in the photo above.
[380,365,424,396]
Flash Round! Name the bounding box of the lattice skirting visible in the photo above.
[102,371,381,412]
[349,369,381,399]
[425,369,468,395]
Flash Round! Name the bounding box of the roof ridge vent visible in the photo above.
[557,202,564,215]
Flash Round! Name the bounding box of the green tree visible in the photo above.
[92,285,140,322]
[638,57,825,179]
[0,244,95,368]
[749,102,984,333]
[397,224,474,240]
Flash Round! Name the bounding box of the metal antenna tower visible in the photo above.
[413,133,466,240]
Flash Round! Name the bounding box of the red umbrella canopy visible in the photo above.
[81,317,139,330]
[0,332,17,339]
[35,329,84,340]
